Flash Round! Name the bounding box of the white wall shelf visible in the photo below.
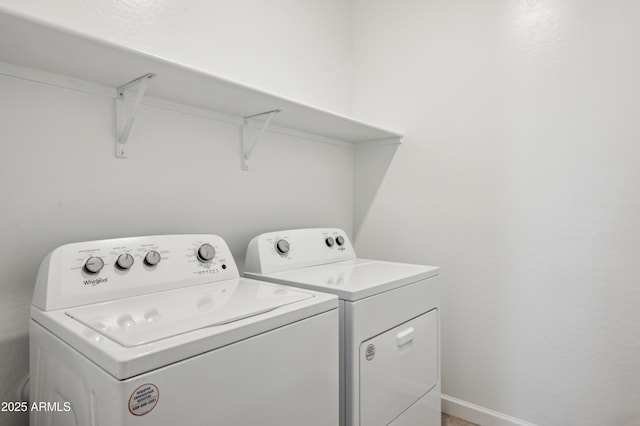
[0,11,402,165]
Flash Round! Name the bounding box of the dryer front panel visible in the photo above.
[359,308,438,426]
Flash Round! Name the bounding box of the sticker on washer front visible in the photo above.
[128,383,159,416]
[365,344,376,361]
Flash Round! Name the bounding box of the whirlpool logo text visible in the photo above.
[83,277,108,286]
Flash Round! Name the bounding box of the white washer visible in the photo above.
[245,228,441,426]
[30,234,339,426]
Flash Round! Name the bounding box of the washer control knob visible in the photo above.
[336,236,345,246]
[116,253,135,270]
[275,239,290,255]
[84,256,104,274]
[197,243,216,262]
[144,250,162,266]
[325,237,335,247]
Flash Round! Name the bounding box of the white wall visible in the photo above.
[0,2,353,426]
[353,1,640,425]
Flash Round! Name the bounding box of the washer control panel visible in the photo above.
[33,234,240,311]
[245,228,356,275]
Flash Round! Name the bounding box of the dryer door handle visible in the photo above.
[395,326,415,346]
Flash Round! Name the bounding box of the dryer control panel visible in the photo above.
[33,234,240,311]
[245,228,356,275]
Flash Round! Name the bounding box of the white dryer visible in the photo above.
[245,228,441,426]
[30,234,339,426]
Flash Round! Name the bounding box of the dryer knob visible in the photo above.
[197,243,216,262]
[116,253,134,270]
[336,236,345,246]
[144,250,162,266]
[275,239,290,255]
[325,237,335,247]
[84,256,104,274]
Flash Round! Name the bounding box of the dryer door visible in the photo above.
[359,309,438,426]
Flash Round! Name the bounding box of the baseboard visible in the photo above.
[441,394,539,426]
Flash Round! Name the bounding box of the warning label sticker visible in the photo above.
[128,383,159,416]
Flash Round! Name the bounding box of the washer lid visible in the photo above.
[64,278,313,347]
[247,259,439,301]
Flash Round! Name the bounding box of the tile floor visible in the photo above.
[442,413,479,426]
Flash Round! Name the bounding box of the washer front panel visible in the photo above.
[30,309,339,425]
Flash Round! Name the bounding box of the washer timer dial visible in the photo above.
[275,239,290,255]
[197,243,216,262]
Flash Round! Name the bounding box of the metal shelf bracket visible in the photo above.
[116,73,155,158]
[242,109,281,170]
